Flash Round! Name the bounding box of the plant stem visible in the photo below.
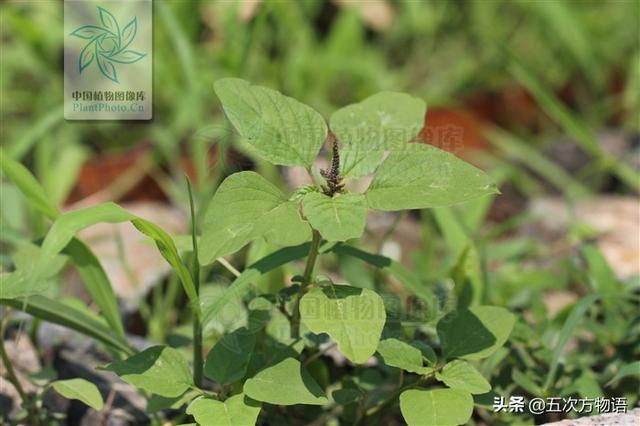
[0,326,26,403]
[0,314,39,425]
[186,177,203,388]
[291,230,322,339]
[303,230,322,284]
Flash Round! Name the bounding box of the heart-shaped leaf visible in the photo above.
[436,360,491,394]
[302,192,366,241]
[51,378,104,410]
[366,144,497,211]
[105,346,192,397]
[200,171,310,264]
[330,92,426,177]
[400,388,473,426]
[377,339,433,374]
[300,286,386,363]
[186,394,261,426]
[214,78,327,167]
[437,306,516,360]
[243,358,327,406]
[204,328,256,385]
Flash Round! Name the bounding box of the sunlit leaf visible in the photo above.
[187,394,261,426]
[300,286,385,364]
[377,339,433,374]
[366,144,497,211]
[330,92,426,177]
[52,379,104,410]
[214,78,327,167]
[244,358,327,406]
[436,360,491,394]
[302,192,366,241]
[400,388,473,426]
[105,346,192,397]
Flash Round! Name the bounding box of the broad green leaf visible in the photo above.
[329,244,438,319]
[51,378,104,410]
[330,92,426,177]
[202,243,311,325]
[214,78,327,167]
[366,144,497,211]
[544,294,598,391]
[105,346,192,397]
[436,360,491,394]
[200,172,310,264]
[0,296,132,355]
[187,394,261,426]
[299,286,385,364]
[258,201,311,247]
[437,306,516,360]
[243,358,327,406]
[400,388,473,426]
[606,361,640,387]
[204,328,256,385]
[377,339,433,374]
[302,192,366,241]
[0,153,125,336]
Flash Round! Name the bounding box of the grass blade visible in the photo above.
[62,239,126,338]
[486,127,591,200]
[544,294,598,391]
[1,151,125,336]
[0,295,133,355]
[0,147,60,220]
[509,61,640,191]
[31,202,202,320]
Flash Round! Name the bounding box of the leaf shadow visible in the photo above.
[437,309,497,359]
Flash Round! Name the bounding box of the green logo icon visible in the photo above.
[70,7,146,83]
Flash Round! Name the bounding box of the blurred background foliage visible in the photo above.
[2,0,638,209]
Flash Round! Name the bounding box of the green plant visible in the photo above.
[1,79,516,425]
